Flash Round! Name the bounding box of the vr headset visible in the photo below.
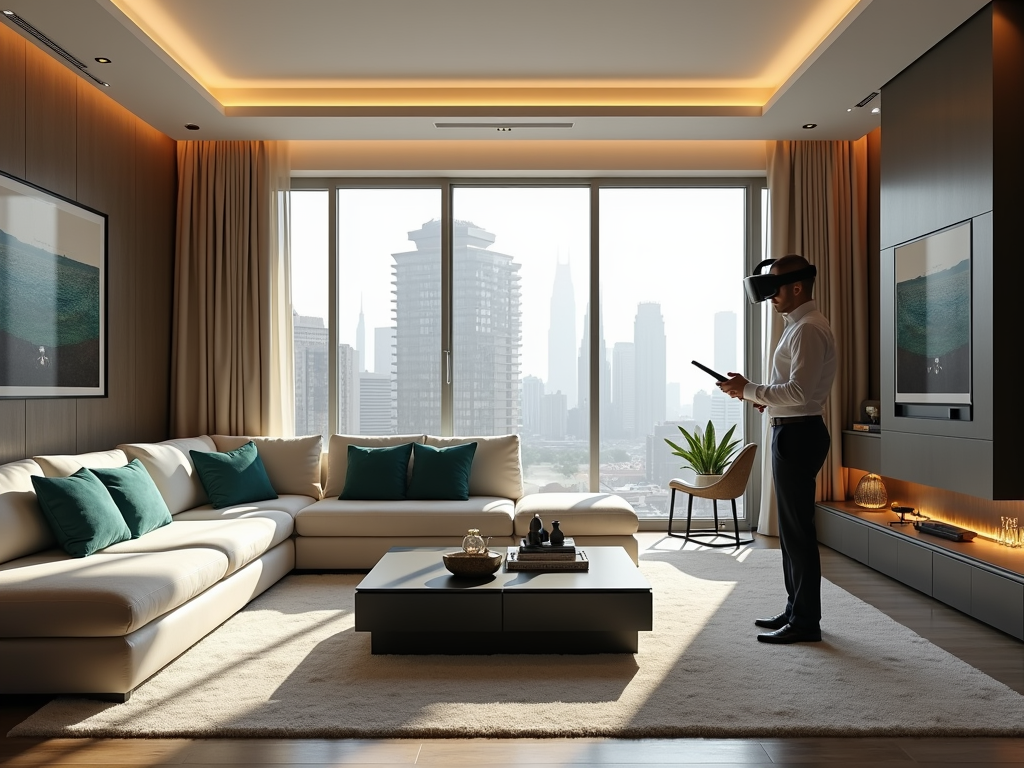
[743,258,817,303]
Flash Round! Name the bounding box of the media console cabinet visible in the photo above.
[815,500,1024,640]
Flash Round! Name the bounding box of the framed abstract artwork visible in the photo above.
[894,220,971,406]
[0,170,107,398]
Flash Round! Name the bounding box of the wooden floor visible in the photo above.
[2,532,1023,767]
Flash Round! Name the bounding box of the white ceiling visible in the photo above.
[0,0,989,142]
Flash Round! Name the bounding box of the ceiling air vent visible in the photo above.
[855,91,879,108]
[1,10,109,87]
[434,122,574,131]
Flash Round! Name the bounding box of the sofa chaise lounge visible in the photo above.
[0,433,639,700]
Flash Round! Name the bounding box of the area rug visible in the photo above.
[11,547,1024,739]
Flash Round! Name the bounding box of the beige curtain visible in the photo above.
[171,141,294,437]
[758,139,870,535]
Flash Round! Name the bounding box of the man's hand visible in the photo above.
[718,372,750,400]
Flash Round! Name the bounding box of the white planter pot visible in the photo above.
[692,474,722,488]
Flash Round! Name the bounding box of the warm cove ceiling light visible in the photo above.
[108,0,862,111]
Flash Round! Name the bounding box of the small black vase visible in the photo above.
[549,520,565,547]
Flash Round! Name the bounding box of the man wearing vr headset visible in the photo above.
[718,255,836,644]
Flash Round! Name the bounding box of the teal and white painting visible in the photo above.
[895,220,971,405]
[0,172,106,397]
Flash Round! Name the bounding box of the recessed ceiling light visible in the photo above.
[94,57,111,64]
[847,108,853,112]
[185,123,200,131]
[2,9,13,15]
[802,123,817,129]
[871,107,880,114]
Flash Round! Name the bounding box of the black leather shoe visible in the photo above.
[754,612,789,630]
[756,623,821,644]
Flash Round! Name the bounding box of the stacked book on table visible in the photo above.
[505,537,589,572]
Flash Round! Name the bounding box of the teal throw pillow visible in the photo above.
[341,443,414,500]
[407,442,477,501]
[189,441,278,509]
[31,467,132,557]
[90,459,173,538]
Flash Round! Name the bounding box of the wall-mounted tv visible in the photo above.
[894,220,971,406]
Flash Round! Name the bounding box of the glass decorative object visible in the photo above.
[461,529,488,555]
[854,473,888,509]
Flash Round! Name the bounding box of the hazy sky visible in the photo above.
[290,185,747,405]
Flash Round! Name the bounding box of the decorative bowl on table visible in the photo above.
[442,550,503,577]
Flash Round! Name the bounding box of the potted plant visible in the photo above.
[664,422,740,487]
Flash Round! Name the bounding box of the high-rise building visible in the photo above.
[374,326,395,375]
[693,389,712,427]
[666,381,681,421]
[611,341,635,438]
[634,302,666,439]
[547,259,577,409]
[522,375,544,435]
[393,219,521,435]
[293,311,329,440]
[541,391,567,440]
[356,296,366,372]
[576,300,610,439]
[711,310,743,440]
[338,343,360,434]
[359,372,393,435]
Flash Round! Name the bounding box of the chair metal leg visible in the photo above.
[731,498,753,546]
[668,488,677,536]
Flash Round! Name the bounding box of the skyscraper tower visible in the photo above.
[633,302,666,439]
[710,309,743,437]
[577,300,610,439]
[292,311,329,440]
[356,295,366,372]
[612,341,636,438]
[547,258,577,409]
[392,219,521,436]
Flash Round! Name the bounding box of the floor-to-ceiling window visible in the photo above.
[451,186,590,493]
[598,186,748,520]
[290,178,763,517]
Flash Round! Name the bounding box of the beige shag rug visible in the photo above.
[11,547,1024,738]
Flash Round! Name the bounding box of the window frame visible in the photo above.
[290,175,768,527]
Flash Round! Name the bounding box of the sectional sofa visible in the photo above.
[0,433,639,700]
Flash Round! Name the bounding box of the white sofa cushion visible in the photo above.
[514,493,639,536]
[118,436,216,515]
[0,460,53,565]
[424,434,523,501]
[0,548,229,637]
[173,495,309,546]
[33,449,128,478]
[212,434,323,499]
[101,518,290,576]
[295,497,515,538]
[323,434,425,498]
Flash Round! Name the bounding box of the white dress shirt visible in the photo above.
[742,300,836,418]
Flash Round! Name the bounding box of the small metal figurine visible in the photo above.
[528,514,547,546]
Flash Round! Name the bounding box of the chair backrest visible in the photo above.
[699,443,757,500]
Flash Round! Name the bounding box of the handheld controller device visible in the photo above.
[691,360,727,382]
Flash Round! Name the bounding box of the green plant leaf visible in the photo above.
[663,421,742,475]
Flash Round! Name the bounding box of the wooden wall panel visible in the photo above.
[0,25,25,178]
[26,400,77,456]
[24,41,76,201]
[133,122,176,443]
[0,402,26,464]
[75,80,137,452]
[0,26,175,462]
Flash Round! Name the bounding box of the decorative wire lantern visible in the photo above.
[854,473,888,509]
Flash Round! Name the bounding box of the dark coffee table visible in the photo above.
[354,546,652,654]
